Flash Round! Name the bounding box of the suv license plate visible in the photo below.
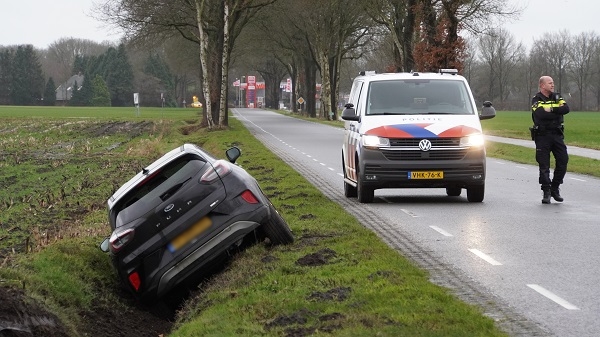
[168,217,212,252]
[408,171,443,179]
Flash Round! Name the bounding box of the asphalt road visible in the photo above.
[233,108,600,337]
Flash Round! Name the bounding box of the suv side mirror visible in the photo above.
[341,103,360,121]
[226,147,241,163]
[100,237,110,252]
[480,101,496,120]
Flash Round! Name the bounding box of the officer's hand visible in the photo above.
[544,107,551,112]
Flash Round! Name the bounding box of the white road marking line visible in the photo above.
[515,166,528,170]
[401,209,418,217]
[527,284,580,310]
[313,158,318,162]
[306,155,312,158]
[328,167,335,171]
[494,161,506,165]
[430,226,453,237]
[337,173,344,177]
[320,163,326,166]
[468,249,502,266]
[569,177,586,182]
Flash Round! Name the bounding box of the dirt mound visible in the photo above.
[0,286,69,337]
[0,286,174,337]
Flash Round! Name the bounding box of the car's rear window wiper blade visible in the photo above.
[160,177,192,201]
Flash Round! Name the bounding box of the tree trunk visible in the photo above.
[318,51,332,119]
[195,0,214,128]
[218,2,231,127]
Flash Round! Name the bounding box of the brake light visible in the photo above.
[109,228,135,253]
[240,190,259,204]
[138,169,162,187]
[128,271,141,292]
[200,160,232,183]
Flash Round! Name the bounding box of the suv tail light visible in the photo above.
[240,190,259,204]
[109,228,135,253]
[128,271,141,292]
[200,160,232,183]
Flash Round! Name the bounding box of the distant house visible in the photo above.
[56,74,84,103]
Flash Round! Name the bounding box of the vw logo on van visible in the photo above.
[164,204,175,212]
[419,139,432,152]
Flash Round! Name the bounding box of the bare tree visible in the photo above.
[532,30,573,94]
[96,0,276,128]
[362,0,416,72]
[477,28,525,108]
[567,31,599,110]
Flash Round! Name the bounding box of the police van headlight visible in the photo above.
[460,134,484,147]
[362,135,390,149]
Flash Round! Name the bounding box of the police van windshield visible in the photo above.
[366,79,475,116]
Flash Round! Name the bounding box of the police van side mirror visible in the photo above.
[480,101,496,120]
[341,103,360,122]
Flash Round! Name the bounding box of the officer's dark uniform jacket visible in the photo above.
[531,91,570,190]
[531,92,569,133]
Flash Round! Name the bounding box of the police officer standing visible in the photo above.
[531,76,570,204]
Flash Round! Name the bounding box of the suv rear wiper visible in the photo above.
[160,177,192,201]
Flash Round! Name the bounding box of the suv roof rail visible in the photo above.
[439,68,458,75]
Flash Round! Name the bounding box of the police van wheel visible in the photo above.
[446,187,461,196]
[357,172,374,203]
[466,185,484,202]
[344,181,357,198]
[342,157,357,198]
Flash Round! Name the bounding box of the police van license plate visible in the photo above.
[408,171,443,179]
[168,217,212,252]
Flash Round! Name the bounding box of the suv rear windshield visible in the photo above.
[366,79,474,115]
[111,154,208,228]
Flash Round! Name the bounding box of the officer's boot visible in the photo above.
[542,188,551,204]
[551,186,564,202]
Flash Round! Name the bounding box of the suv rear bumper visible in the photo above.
[156,219,261,296]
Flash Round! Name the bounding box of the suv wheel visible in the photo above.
[263,203,294,244]
[466,185,484,202]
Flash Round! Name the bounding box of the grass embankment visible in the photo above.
[0,106,508,336]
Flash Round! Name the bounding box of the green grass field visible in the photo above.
[483,110,600,150]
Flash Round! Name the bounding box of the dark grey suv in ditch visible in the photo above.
[100,144,293,302]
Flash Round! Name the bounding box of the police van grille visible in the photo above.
[382,149,467,160]
[389,138,461,147]
[384,138,465,160]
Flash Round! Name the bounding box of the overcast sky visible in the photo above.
[0,0,596,49]
[0,0,122,48]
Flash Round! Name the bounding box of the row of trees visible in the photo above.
[69,44,134,107]
[4,1,600,120]
[0,39,191,108]
[0,45,46,105]
[97,0,521,127]
[464,29,600,112]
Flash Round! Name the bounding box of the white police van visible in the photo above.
[341,69,496,203]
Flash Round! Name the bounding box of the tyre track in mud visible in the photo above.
[247,126,551,337]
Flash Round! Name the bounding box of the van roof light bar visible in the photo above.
[359,71,377,76]
[439,69,458,75]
